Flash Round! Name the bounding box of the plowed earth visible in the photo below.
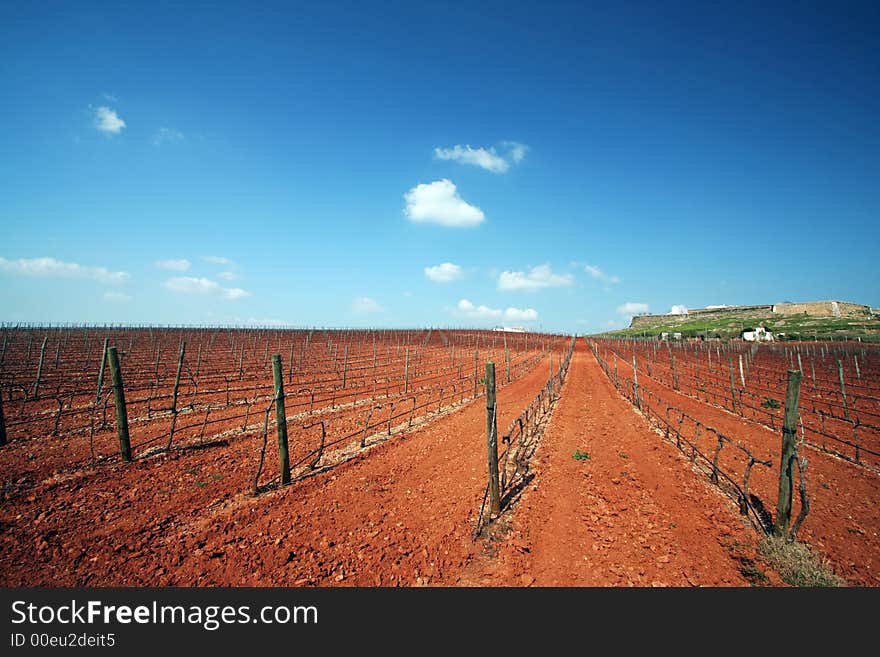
[1,339,795,587]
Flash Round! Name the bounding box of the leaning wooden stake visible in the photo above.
[485,362,500,516]
[837,360,849,420]
[272,355,291,485]
[632,354,640,409]
[107,347,132,462]
[728,358,738,414]
[0,392,7,447]
[773,369,802,538]
[33,336,48,398]
[95,338,109,403]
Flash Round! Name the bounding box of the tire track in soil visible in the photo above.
[464,340,782,587]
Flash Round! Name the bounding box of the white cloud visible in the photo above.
[504,306,538,321]
[154,258,191,271]
[94,106,125,134]
[668,305,689,315]
[152,127,184,146]
[584,264,621,285]
[164,277,220,294]
[0,256,129,284]
[223,287,250,300]
[217,271,238,281]
[202,256,233,265]
[457,298,501,319]
[163,276,250,300]
[352,297,383,314]
[433,141,528,173]
[502,141,528,163]
[497,264,573,291]
[617,302,650,315]
[424,262,463,283]
[456,298,537,322]
[404,179,485,227]
[434,145,509,173]
[103,291,131,302]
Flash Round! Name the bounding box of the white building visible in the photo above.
[742,326,774,342]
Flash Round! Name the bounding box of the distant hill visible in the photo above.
[597,300,880,341]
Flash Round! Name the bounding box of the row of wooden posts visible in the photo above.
[625,349,807,538]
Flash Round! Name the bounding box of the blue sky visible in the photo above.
[1,1,878,333]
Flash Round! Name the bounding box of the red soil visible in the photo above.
[1,338,790,587]
[615,356,880,586]
[463,341,780,586]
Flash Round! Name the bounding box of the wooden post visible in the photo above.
[239,344,245,380]
[289,343,294,384]
[854,354,860,380]
[632,354,640,409]
[272,355,291,485]
[107,347,131,462]
[671,354,679,390]
[404,347,409,394]
[728,358,738,414]
[33,336,48,398]
[738,354,746,389]
[96,338,109,403]
[774,370,802,538]
[196,343,202,377]
[0,392,6,446]
[342,344,349,389]
[506,348,511,384]
[171,341,185,411]
[837,360,849,420]
[473,350,478,398]
[485,362,500,516]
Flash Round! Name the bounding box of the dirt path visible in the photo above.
[468,340,781,586]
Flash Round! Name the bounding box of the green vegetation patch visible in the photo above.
[572,449,591,461]
[757,536,845,587]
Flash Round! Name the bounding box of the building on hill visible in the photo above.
[629,299,871,330]
[742,326,773,342]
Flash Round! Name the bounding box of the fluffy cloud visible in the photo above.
[433,142,528,173]
[502,141,528,163]
[352,297,383,314]
[152,127,184,146]
[498,264,573,291]
[217,271,238,281]
[457,299,501,319]
[434,145,509,173]
[424,262,463,283]
[617,302,650,315]
[504,306,538,321]
[94,106,125,134]
[0,256,129,284]
[154,259,191,271]
[163,276,250,300]
[457,299,538,322]
[668,305,689,315]
[404,179,485,227]
[584,264,621,285]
